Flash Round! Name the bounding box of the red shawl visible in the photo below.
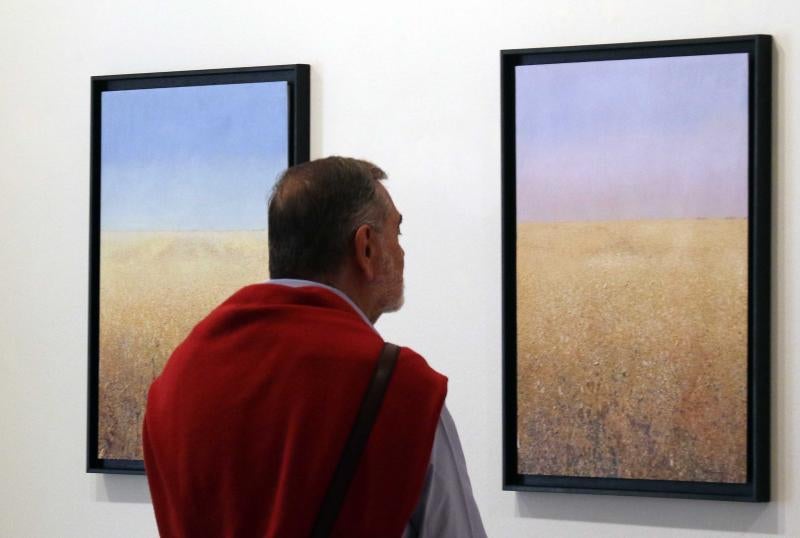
[143,283,447,537]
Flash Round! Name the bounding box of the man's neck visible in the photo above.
[324,276,380,324]
[268,277,380,326]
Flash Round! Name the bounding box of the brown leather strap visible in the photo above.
[310,342,401,538]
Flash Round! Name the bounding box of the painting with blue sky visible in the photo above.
[97,78,293,463]
[513,52,751,484]
[101,81,288,231]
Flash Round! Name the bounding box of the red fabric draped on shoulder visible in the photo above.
[143,283,448,538]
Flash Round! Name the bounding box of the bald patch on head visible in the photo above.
[271,167,313,211]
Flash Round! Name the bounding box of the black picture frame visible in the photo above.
[501,35,771,501]
[88,64,310,474]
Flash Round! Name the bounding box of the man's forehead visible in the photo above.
[376,181,400,215]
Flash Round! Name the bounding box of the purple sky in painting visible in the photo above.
[516,53,748,222]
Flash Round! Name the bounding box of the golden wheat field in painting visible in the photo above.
[98,230,268,460]
[516,218,748,483]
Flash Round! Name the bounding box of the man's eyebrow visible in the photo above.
[398,214,403,225]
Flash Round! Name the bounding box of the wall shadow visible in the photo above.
[516,491,779,534]
[94,474,151,504]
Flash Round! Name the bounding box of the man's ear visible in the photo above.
[353,223,376,280]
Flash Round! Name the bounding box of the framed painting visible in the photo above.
[88,65,310,473]
[501,35,771,501]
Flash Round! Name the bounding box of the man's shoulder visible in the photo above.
[395,345,441,375]
[390,345,448,403]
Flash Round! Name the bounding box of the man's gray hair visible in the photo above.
[268,156,388,280]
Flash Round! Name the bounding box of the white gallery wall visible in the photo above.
[1,0,798,536]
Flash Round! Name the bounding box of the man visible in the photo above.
[143,156,486,537]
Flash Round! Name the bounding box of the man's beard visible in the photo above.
[381,282,404,314]
[376,254,404,315]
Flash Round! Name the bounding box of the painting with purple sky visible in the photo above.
[513,51,752,485]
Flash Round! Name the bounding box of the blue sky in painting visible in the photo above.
[516,53,748,222]
[101,81,288,231]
